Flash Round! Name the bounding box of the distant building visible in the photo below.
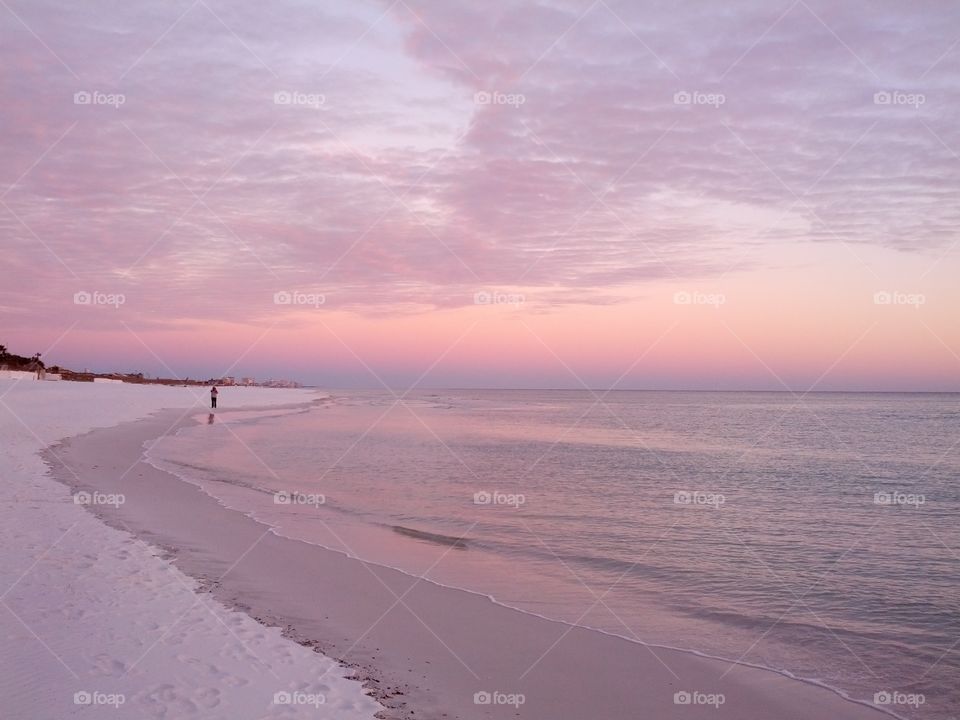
[261,379,301,389]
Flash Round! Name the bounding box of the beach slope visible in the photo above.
[0,380,381,720]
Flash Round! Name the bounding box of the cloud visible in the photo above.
[1,0,958,330]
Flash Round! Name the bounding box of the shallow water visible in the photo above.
[147,390,960,719]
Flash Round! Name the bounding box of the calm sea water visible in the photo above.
[147,391,960,719]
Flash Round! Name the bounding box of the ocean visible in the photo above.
[145,390,959,719]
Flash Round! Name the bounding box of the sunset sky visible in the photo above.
[1,0,958,390]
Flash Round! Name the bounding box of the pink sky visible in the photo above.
[1,0,958,389]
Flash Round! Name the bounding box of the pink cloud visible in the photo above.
[1,0,958,387]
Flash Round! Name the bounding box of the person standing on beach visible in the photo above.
[210,386,218,409]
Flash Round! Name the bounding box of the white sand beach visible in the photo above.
[1,379,901,720]
[0,379,382,720]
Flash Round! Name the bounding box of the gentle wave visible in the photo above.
[391,525,469,548]
[141,446,910,720]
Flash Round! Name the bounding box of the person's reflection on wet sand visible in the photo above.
[207,413,215,425]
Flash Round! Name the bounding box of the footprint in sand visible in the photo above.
[58,605,86,622]
[174,655,227,678]
[193,686,221,709]
[137,684,199,718]
[173,654,248,688]
[90,653,127,677]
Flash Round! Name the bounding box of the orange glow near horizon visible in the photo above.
[21,241,957,391]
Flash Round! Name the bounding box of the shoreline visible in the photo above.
[45,404,897,720]
[141,413,906,720]
[0,381,383,720]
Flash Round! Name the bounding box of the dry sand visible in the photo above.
[1,381,381,720]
